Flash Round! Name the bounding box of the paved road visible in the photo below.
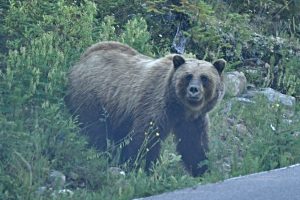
[135,164,300,200]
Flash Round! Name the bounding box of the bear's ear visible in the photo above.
[213,59,226,74]
[173,55,185,69]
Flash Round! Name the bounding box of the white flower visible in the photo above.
[270,124,276,131]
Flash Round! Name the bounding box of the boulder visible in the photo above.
[49,170,66,190]
[243,88,296,108]
[258,88,296,107]
[224,71,247,97]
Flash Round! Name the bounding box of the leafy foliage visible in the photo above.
[208,96,300,179]
[120,17,153,55]
[264,50,300,97]
[223,0,300,36]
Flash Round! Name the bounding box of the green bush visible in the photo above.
[0,1,103,199]
[0,31,105,199]
[120,17,153,55]
[222,0,300,35]
[268,54,300,97]
[208,96,300,179]
[4,0,96,54]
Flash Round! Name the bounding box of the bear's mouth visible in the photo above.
[187,96,203,106]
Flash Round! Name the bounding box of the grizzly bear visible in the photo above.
[65,41,226,176]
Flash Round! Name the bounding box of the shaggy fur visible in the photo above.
[66,41,226,176]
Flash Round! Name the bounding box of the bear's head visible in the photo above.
[172,55,226,114]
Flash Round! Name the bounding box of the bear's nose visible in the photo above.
[188,85,200,97]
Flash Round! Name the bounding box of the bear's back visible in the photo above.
[67,42,170,123]
[81,41,139,58]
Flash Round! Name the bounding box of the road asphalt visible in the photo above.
[135,164,300,200]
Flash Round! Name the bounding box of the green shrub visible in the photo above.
[4,0,96,53]
[262,46,300,98]
[208,96,300,179]
[222,0,300,35]
[120,17,153,55]
[0,30,104,199]
[97,16,118,41]
[0,1,102,198]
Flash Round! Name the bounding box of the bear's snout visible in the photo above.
[187,84,202,101]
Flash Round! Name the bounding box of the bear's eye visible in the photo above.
[201,76,209,86]
[185,74,193,82]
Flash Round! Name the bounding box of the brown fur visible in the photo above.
[65,41,226,176]
[81,41,139,58]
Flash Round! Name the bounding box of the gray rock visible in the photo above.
[222,97,255,115]
[108,167,126,177]
[57,189,74,197]
[246,84,256,90]
[49,170,66,190]
[235,97,255,104]
[36,186,47,196]
[51,189,74,198]
[294,132,300,137]
[258,88,296,107]
[224,71,247,97]
[234,123,249,136]
[242,88,296,107]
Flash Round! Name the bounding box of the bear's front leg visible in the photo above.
[120,125,162,172]
[173,115,209,177]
